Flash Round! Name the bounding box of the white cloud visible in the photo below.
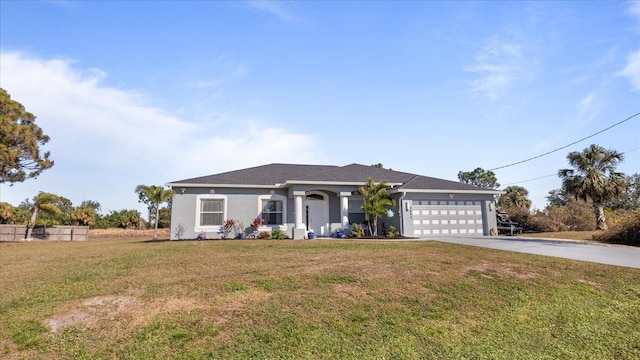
[0,53,194,168]
[0,51,322,211]
[577,92,599,123]
[180,123,324,176]
[466,35,527,100]
[628,0,640,17]
[247,0,295,21]
[216,53,250,76]
[618,50,640,91]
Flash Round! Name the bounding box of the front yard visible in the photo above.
[1,239,638,359]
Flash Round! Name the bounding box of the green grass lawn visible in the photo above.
[1,239,638,359]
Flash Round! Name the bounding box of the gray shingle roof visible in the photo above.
[294,163,417,183]
[397,173,485,191]
[168,163,495,192]
[170,164,338,186]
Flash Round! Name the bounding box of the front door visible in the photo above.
[305,192,329,236]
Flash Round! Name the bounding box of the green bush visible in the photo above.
[528,200,636,234]
[528,200,594,232]
[593,210,640,246]
[351,223,364,238]
[95,209,143,229]
[269,229,288,239]
[501,206,531,229]
[387,225,398,238]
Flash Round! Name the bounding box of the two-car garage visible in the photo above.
[408,200,486,236]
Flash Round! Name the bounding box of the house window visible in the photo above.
[200,199,224,226]
[262,200,283,225]
[258,194,287,226]
[348,197,365,224]
[306,193,324,201]
[348,212,366,224]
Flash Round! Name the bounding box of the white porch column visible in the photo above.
[293,191,305,230]
[339,192,350,228]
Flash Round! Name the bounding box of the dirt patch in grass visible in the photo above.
[45,296,138,333]
[213,290,272,325]
[211,290,273,342]
[577,279,604,289]
[126,297,209,330]
[333,283,368,301]
[43,289,275,344]
[44,294,213,334]
[464,261,537,280]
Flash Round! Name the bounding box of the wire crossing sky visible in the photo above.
[502,146,640,187]
[488,112,640,171]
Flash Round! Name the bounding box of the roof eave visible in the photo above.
[391,188,504,195]
[167,180,408,189]
[166,182,281,189]
[282,180,405,187]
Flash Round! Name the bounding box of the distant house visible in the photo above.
[166,163,501,240]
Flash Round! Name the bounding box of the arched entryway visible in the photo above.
[304,191,329,236]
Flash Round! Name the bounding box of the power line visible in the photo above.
[489,112,640,171]
[500,146,640,187]
[622,146,640,154]
[502,174,557,186]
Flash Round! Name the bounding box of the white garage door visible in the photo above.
[411,200,484,236]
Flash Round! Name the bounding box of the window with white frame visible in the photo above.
[200,198,224,226]
[262,199,283,225]
[258,194,286,226]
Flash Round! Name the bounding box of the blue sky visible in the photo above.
[1,0,639,216]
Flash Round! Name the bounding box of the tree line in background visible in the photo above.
[0,186,173,231]
[459,144,639,245]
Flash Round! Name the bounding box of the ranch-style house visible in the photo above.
[166,163,502,240]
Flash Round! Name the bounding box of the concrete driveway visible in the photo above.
[428,235,640,269]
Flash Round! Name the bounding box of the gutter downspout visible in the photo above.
[398,190,407,236]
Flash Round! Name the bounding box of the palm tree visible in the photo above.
[0,202,13,223]
[25,192,63,239]
[69,200,101,227]
[134,185,174,240]
[498,186,532,210]
[558,144,626,230]
[358,178,395,236]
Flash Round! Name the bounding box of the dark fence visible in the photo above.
[0,225,89,241]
